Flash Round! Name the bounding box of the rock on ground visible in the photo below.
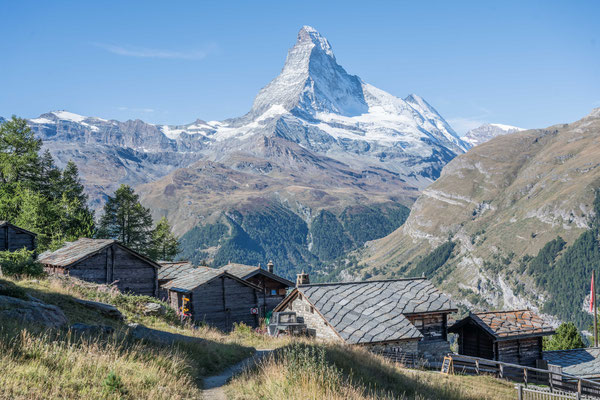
[0,295,68,328]
[74,298,123,320]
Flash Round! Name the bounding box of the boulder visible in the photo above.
[74,298,123,320]
[70,323,115,335]
[0,295,68,328]
[143,302,164,316]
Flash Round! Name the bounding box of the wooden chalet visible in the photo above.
[157,261,197,300]
[0,221,36,252]
[163,268,265,331]
[275,277,457,363]
[448,310,555,367]
[219,261,294,313]
[38,238,159,297]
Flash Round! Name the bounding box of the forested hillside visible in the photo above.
[179,202,410,279]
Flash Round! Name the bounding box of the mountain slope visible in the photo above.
[357,108,600,317]
[462,123,525,148]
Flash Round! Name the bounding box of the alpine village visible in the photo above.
[1,4,599,399]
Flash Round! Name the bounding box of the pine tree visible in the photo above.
[97,184,153,254]
[148,217,180,261]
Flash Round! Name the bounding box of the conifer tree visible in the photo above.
[148,217,180,261]
[0,116,42,185]
[97,184,153,254]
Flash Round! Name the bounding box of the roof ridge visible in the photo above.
[299,277,426,287]
[474,309,532,315]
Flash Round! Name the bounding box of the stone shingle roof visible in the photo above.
[293,278,456,344]
[450,310,555,340]
[544,348,600,378]
[157,261,197,280]
[219,263,294,287]
[38,238,160,270]
[38,238,117,267]
[163,268,261,293]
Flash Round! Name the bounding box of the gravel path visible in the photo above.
[202,349,271,400]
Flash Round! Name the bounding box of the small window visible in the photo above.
[298,294,303,300]
[270,289,277,296]
[310,306,314,314]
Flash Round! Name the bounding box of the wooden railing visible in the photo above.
[516,385,592,400]
[447,354,600,398]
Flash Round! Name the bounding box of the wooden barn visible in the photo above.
[38,238,159,297]
[448,310,555,367]
[157,261,198,300]
[275,277,457,364]
[164,268,265,331]
[219,261,294,313]
[0,221,36,252]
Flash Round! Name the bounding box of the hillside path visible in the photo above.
[202,349,271,400]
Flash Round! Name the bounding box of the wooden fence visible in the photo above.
[516,385,593,400]
[447,354,600,398]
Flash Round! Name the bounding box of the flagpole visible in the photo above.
[595,269,598,347]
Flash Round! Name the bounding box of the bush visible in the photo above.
[0,249,44,277]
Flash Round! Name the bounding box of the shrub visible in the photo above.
[0,248,44,277]
[103,371,127,396]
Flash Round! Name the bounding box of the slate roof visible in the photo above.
[285,278,457,344]
[157,261,196,280]
[449,310,555,340]
[219,262,294,287]
[544,348,600,378]
[38,238,116,267]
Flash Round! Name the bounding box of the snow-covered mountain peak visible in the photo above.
[297,25,334,58]
[462,122,525,148]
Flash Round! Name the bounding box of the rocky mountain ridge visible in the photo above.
[462,123,525,148]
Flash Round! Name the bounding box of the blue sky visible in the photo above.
[1,0,598,133]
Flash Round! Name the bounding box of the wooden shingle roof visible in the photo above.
[449,310,555,340]
[219,262,294,287]
[157,261,198,280]
[277,278,457,344]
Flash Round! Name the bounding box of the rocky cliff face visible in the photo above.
[358,108,600,316]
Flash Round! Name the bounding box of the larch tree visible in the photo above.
[97,184,154,254]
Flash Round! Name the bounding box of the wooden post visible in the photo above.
[578,378,582,395]
[499,364,504,379]
[523,368,528,387]
[517,385,523,400]
[475,359,479,375]
[592,270,598,347]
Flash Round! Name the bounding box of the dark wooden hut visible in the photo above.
[0,221,36,252]
[219,261,294,313]
[275,277,457,363]
[448,310,555,367]
[38,238,159,297]
[164,269,265,331]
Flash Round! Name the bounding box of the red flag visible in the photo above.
[591,273,595,313]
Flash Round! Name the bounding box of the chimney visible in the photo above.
[296,270,310,286]
[267,260,274,274]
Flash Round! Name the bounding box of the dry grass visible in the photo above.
[227,343,515,400]
[0,324,202,399]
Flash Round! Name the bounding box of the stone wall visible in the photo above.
[286,294,340,341]
[418,339,452,367]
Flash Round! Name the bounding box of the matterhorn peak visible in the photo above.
[296,25,335,58]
